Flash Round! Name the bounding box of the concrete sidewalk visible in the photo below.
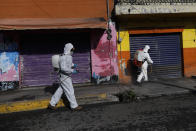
[131,78,196,98]
[0,78,196,114]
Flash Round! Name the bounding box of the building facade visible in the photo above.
[0,0,118,91]
[115,0,196,83]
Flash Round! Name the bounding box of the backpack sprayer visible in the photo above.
[133,49,153,80]
[52,54,60,73]
[133,49,143,67]
[51,54,78,75]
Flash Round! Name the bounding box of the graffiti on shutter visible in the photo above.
[0,34,19,91]
[91,24,118,84]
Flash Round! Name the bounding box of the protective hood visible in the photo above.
[64,43,74,55]
[143,45,150,53]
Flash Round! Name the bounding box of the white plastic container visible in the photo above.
[135,50,144,61]
[52,54,60,69]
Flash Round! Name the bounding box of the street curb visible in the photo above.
[150,81,196,92]
[0,93,108,114]
[0,85,192,114]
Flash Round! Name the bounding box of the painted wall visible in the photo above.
[116,4,196,15]
[117,28,185,84]
[117,12,196,80]
[0,52,19,81]
[117,31,131,83]
[91,23,118,84]
[182,28,196,77]
[0,34,19,91]
[117,27,196,81]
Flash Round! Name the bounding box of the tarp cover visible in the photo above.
[0,0,113,30]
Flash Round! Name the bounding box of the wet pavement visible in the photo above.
[1,93,196,131]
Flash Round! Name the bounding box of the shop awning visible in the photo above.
[0,18,107,30]
[0,0,114,30]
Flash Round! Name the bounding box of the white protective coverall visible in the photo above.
[50,43,78,109]
[137,45,153,83]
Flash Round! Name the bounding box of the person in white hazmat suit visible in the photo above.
[48,43,82,111]
[136,45,153,84]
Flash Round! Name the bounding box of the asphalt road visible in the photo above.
[1,93,196,131]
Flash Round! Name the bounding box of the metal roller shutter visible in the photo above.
[72,53,91,83]
[20,31,91,87]
[130,33,182,79]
